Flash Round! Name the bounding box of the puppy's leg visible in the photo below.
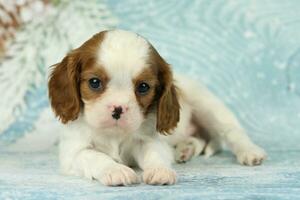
[60,142,139,186]
[181,78,267,166]
[174,136,206,163]
[203,138,222,158]
[133,139,176,185]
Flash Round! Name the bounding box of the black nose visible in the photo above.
[112,106,123,120]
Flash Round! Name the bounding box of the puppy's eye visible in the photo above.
[137,82,150,95]
[88,78,102,91]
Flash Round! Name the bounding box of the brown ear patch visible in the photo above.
[148,45,180,135]
[156,84,180,135]
[48,31,107,123]
[48,53,81,123]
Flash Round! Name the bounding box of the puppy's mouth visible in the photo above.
[112,120,122,127]
[101,118,129,129]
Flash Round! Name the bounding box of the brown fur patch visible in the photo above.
[133,67,158,114]
[48,31,107,123]
[148,45,180,135]
[80,62,110,101]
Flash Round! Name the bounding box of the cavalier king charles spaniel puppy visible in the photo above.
[48,30,266,186]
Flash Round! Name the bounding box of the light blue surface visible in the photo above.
[0,0,300,199]
[0,151,299,200]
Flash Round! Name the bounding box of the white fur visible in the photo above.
[58,30,266,187]
[98,29,149,79]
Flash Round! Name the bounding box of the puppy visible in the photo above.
[48,29,266,186]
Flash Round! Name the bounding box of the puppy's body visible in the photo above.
[49,30,266,186]
[163,74,266,164]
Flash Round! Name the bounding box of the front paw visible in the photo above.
[143,167,176,185]
[236,145,267,166]
[100,164,139,186]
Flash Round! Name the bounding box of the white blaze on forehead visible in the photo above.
[98,30,150,86]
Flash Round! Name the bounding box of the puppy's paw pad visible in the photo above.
[143,167,176,185]
[101,164,139,186]
[237,146,267,166]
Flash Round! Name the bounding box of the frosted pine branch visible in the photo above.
[0,0,118,134]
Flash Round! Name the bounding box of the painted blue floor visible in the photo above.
[0,150,299,200]
[0,0,300,199]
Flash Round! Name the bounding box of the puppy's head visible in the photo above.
[48,30,179,134]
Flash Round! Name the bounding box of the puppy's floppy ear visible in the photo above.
[48,50,82,123]
[151,47,180,135]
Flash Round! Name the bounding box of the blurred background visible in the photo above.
[1,0,299,151]
[1,0,300,199]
